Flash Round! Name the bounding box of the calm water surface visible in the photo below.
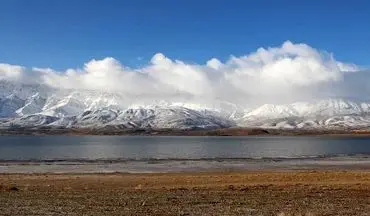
[0,136,369,161]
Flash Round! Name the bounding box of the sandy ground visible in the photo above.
[0,171,369,216]
[2,156,370,173]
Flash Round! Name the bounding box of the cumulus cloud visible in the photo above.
[0,41,367,105]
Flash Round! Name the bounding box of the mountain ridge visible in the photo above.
[1,80,370,130]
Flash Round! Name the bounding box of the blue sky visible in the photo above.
[0,0,369,70]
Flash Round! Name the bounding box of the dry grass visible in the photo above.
[0,171,369,215]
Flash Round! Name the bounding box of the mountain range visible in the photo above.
[1,80,370,130]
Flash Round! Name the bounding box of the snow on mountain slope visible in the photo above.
[242,104,298,120]
[239,99,370,129]
[15,93,46,116]
[1,80,370,129]
[3,106,235,129]
[291,99,365,116]
[2,114,59,128]
[0,81,236,129]
[242,99,370,120]
[0,94,24,117]
[41,92,87,117]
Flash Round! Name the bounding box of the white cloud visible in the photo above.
[0,63,25,80]
[336,62,359,72]
[0,41,367,105]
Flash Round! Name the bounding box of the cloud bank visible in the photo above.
[0,41,367,105]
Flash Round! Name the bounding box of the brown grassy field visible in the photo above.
[0,171,369,215]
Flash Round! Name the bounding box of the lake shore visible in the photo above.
[1,170,369,216]
[1,156,370,173]
[1,127,370,136]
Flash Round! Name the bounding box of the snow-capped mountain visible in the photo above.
[239,99,370,129]
[1,80,370,129]
[0,81,236,129]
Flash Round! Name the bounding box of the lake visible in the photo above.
[0,136,369,161]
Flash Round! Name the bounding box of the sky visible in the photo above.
[0,0,369,70]
[0,0,369,105]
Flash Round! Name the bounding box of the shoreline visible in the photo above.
[2,156,369,174]
[1,127,370,136]
[1,170,369,215]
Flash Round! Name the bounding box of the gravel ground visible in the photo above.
[0,171,369,216]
